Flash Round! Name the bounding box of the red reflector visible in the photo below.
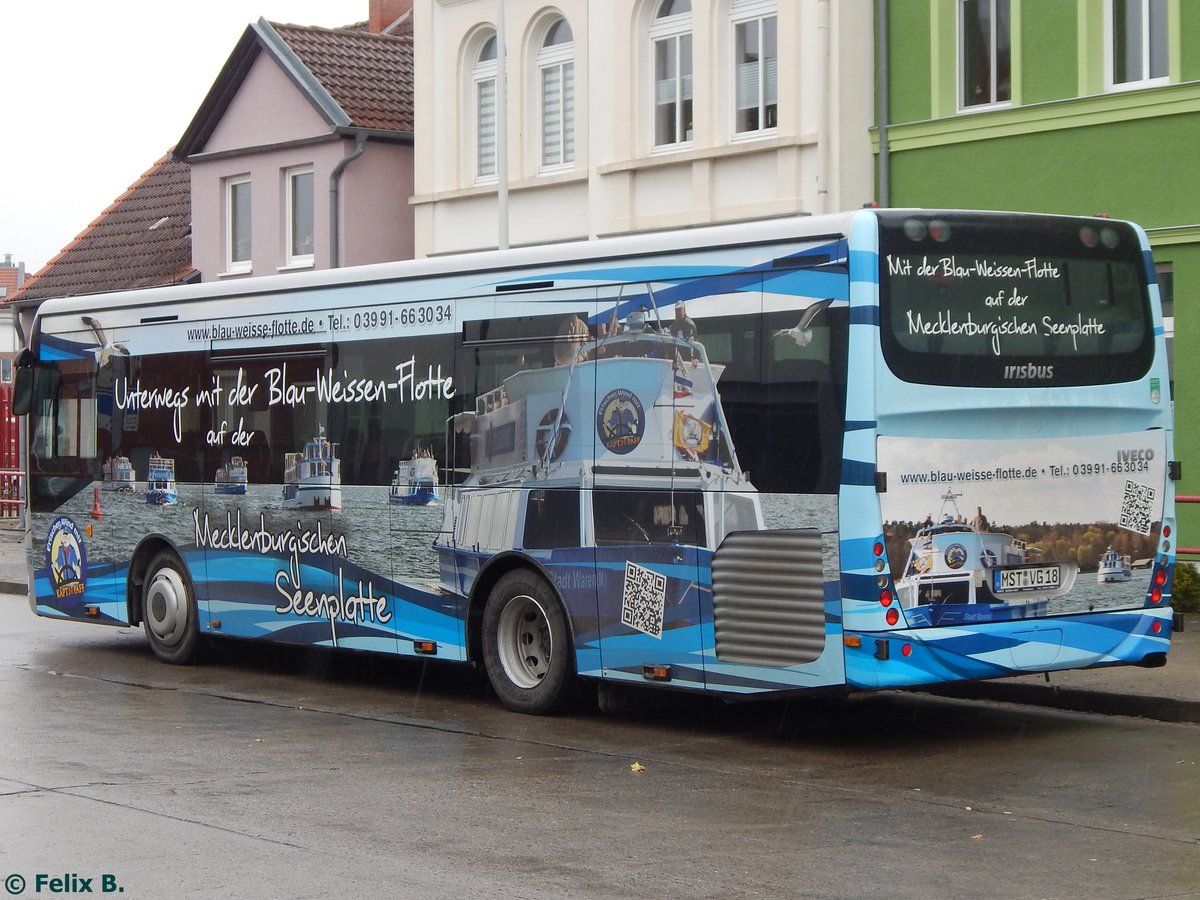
[1151,587,1163,604]
[873,541,884,557]
[1151,620,1163,634]
[885,607,900,626]
[879,589,893,607]
[1155,569,1167,586]
[901,643,913,657]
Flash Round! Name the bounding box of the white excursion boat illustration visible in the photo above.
[282,434,342,510]
[214,456,249,495]
[389,450,440,506]
[434,317,764,596]
[896,489,1077,626]
[1097,547,1133,583]
[101,455,136,492]
[145,455,178,506]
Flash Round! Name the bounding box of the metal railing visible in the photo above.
[1176,495,1200,556]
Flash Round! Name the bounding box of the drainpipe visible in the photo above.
[818,0,832,213]
[496,0,509,250]
[330,131,368,268]
[876,0,891,206]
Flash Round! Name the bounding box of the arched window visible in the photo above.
[473,34,499,181]
[538,18,575,169]
[731,0,777,134]
[651,0,693,147]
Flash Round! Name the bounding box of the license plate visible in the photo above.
[993,565,1061,593]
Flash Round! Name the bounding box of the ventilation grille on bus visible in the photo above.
[711,529,827,668]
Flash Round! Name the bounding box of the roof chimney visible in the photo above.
[369,0,412,34]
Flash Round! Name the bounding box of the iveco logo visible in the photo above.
[1003,363,1054,380]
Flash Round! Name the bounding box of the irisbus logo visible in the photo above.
[1003,363,1055,380]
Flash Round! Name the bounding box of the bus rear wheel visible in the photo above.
[142,551,201,665]
[482,570,574,715]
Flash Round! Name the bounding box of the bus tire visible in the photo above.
[142,550,201,665]
[482,570,574,715]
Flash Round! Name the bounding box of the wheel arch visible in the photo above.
[465,552,572,667]
[125,533,188,626]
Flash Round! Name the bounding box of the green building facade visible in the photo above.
[877,0,1200,549]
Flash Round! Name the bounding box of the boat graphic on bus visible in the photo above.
[101,455,136,493]
[145,455,178,506]
[282,435,341,510]
[435,320,763,604]
[1098,547,1134,583]
[895,489,1077,626]
[214,457,249,495]
[389,450,440,506]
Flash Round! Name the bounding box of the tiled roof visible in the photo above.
[7,152,194,304]
[273,23,414,133]
[0,267,22,296]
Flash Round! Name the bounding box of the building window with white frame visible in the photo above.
[732,2,777,135]
[652,0,693,148]
[1111,0,1168,88]
[225,175,252,274]
[538,18,575,169]
[285,166,314,267]
[474,34,499,182]
[960,0,1011,109]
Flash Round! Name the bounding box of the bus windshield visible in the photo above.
[877,211,1155,387]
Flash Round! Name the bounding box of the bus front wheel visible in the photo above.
[482,571,574,714]
[142,551,201,665]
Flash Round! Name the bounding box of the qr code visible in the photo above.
[621,561,666,639]
[1118,480,1156,535]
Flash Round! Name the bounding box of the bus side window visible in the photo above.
[30,368,62,465]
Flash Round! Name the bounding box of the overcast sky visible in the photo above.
[1,0,371,276]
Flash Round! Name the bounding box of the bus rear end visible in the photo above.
[843,210,1176,689]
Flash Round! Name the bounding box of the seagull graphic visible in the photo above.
[81,316,129,367]
[772,298,834,348]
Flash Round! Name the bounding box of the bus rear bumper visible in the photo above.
[843,607,1174,691]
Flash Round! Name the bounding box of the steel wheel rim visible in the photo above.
[146,568,189,647]
[496,593,552,689]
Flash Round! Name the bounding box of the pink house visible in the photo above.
[176,5,415,279]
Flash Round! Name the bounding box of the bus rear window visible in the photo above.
[878,212,1155,387]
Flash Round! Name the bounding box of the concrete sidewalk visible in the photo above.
[3,522,1196,723]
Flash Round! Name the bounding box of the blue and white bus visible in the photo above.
[15,209,1179,713]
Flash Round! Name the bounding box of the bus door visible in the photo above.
[200,330,353,651]
[27,320,118,622]
[591,485,708,688]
